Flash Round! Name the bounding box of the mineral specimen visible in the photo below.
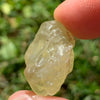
[24,20,75,96]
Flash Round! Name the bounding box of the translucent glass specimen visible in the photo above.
[24,20,75,96]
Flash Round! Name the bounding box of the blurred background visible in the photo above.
[0,0,100,100]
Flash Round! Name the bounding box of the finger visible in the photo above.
[8,90,68,100]
[54,0,100,39]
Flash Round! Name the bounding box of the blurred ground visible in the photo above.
[0,0,100,100]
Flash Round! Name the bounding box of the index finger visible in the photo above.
[54,0,100,39]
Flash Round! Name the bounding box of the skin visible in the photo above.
[8,90,67,100]
[54,0,100,39]
[9,0,100,100]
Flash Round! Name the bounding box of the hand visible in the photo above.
[9,0,100,100]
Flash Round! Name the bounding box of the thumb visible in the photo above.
[8,90,68,100]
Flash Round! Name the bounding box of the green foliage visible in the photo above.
[0,0,100,100]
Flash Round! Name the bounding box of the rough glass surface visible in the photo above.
[24,20,75,96]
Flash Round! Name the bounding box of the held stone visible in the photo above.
[24,20,75,96]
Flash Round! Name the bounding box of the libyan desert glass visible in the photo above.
[24,20,75,96]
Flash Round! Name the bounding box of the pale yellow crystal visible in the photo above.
[24,20,75,96]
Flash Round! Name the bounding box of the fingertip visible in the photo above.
[54,0,67,21]
[54,0,100,39]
